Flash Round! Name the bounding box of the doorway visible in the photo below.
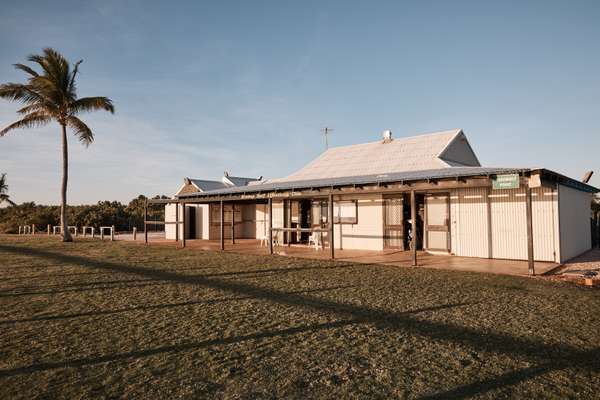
[383,196,405,249]
[383,194,425,251]
[424,193,450,252]
[188,206,196,239]
[285,199,313,245]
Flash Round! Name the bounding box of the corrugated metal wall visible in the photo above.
[532,189,559,263]
[449,186,559,262]
[559,185,592,262]
[489,189,528,260]
[450,188,489,258]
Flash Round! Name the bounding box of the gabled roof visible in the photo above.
[188,179,229,192]
[223,175,261,186]
[177,167,599,198]
[275,129,480,182]
[174,174,262,196]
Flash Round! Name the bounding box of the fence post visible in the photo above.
[47,224,51,235]
[268,198,273,255]
[133,227,137,241]
[596,212,600,248]
[111,225,115,241]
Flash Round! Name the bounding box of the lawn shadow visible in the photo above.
[1,244,599,398]
[0,302,467,378]
[0,285,356,325]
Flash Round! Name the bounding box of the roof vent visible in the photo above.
[382,130,393,143]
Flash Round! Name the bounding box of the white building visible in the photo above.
[164,129,596,265]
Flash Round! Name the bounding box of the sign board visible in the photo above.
[492,174,520,190]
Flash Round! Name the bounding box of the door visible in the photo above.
[384,196,404,249]
[425,194,450,252]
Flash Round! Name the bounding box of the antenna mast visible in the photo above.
[321,127,334,150]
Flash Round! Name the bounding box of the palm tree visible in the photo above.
[0,48,114,241]
[0,173,16,206]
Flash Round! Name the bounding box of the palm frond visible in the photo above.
[3,49,114,148]
[0,194,15,206]
[0,173,7,192]
[27,54,55,80]
[0,112,51,136]
[0,83,43,104]
[71,97,115,114]
[68,60,83,97]
[66,115,94,146]
[13,63,39,77]
[42,48,70,95]
[16,103,53,115]
[28,76,64,105]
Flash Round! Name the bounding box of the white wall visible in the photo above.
[334,194,384,251]
[165,204,210,240]
[559,185,592,262]
[165,203,178,240]
[272,200,284,243]
[255,203,268,239]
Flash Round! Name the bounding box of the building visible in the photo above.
[164,172,262,241]
[155,129,597,270]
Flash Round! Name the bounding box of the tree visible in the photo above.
[0,173,16,206]
[0,48,114,241]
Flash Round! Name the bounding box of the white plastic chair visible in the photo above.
[308,233,322,250]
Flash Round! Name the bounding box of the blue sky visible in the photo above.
[0,0,599,204]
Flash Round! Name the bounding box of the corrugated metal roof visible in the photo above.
[178,167,531,197]
[225,176,261,186]
[189,179,229,192]
[272,129,471,182]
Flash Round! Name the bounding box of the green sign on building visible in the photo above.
[492,174,520,190]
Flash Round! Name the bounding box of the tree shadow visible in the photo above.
[0,280,173,298]
[0,271,113,282]
[0,302,468,378]
[1,285,356,325]
[1,244,599,396]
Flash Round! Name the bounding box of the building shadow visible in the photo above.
[0,302,468,378]
[1,244,598,396]
[1,285,355,325]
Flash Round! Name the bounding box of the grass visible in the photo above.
[0,235,599,399]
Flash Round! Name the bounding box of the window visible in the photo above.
[210,204,242,225]
[312,200,359,225]
[334,200,358,224]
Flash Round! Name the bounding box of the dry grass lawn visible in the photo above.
[0,235,599,399]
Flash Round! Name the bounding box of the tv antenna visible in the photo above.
[321,127,334,150]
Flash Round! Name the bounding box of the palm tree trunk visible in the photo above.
[61,123,72,242]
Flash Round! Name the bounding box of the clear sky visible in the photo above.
[0,0,599,204]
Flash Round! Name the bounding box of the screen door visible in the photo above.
[425,194,450,252]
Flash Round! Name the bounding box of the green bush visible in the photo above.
[0,195,167,233]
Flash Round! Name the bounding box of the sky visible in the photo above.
[0,0,599,204]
